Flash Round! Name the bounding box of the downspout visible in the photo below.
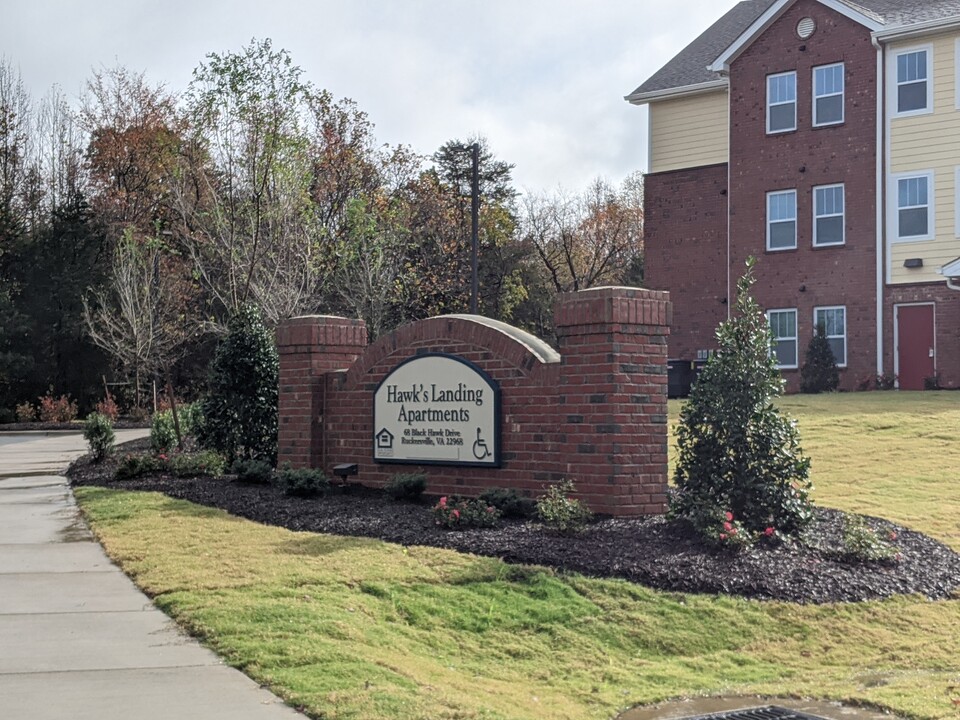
[872,36,885,377]
[947,278,960,291]
[724,73,732,320]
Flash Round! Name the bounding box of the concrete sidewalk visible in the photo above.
[0,431,302,719]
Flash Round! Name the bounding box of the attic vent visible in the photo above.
[796,17,816,39]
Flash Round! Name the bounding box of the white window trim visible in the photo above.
[889,44,934,118]
[767,189,798,251]
[813,305,847,367]
[767,71,797,134]
[813,183,845,247]
[812,62,845,127]
[767,308,799,370]
[890,170,935,242]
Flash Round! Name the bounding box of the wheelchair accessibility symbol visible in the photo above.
[472,427,491,460]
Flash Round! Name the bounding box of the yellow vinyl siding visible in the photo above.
[889,33,960,284]
[649,91,728,173]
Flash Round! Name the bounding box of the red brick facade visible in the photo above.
[645,0,879,391]
[728,0,877,391]
[644,164,729,361]
[276,287,671,516]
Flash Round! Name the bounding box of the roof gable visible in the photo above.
[628,0,960,103]
[709,0,882,74]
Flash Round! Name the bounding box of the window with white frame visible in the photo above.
[767,71,797,133]
[814,306,847,366]
[896,173,933,240]
[895,49,930,114]
[813,63,844,126]
[768,309,798,369]
[814,184,844,246]
[767,190,797,250]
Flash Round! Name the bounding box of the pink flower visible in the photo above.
[725,511,734,522]
[487,507,495,513]
[889,531,897,541]
[439,497,447,507]
[764,527,775,537]
[719,533,727,541]
[723,521,733,531]
[158,454,168,461]
[729,528,737,536]
[452,509,460,519]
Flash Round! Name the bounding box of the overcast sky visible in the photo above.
[3,0,739,193]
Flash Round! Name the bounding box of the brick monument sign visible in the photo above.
[276,287,671,516]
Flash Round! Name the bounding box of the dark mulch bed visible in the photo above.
[68,440,960,605]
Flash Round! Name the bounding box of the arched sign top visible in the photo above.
[373,352,501,467]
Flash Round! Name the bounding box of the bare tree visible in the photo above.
[521,175,644,293]
[83,230,198,408]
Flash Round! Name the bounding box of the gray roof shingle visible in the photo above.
[628,0,960,101]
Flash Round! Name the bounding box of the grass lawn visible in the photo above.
[76,392,960,720]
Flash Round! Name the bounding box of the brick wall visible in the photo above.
[276,288,671,517]
[644,163,729,361]
[728,0,878,391]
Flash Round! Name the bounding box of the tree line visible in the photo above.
[0,39,643,419]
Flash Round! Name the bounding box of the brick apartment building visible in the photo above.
[628,0,960,390]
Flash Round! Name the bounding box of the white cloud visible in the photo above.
[2,0,739,192]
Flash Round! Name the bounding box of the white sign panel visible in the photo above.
[373,353,500,467]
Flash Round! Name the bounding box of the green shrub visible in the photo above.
[115,454,168,480]
[536,480,592,535]
[231,458,274,484]
[83,412,115,462]
[800,324,839,394]
[151,403,200,454]
[480,487,536,518]
[432,495,501,529]
[150,410,177,453]
[169,451,225,478]
[276,466,329,498]
[670,259,813,543]
[840,514,900,563]
[198,305,278,464]
[385,473,427,500]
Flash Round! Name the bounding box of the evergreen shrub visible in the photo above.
[536,480,592,535]
[198,305,278,463]
[670,258,813,543]
[83,412,115,462]
[385,473,427,500]
[276,466,329,498]
[480,487,536,518]
[800,324,839,393]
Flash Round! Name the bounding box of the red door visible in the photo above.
[896,304,935,390]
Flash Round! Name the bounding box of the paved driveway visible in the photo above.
[0,430,303,720]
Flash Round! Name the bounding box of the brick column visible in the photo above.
[553,287,671,516]
[276,316,367,470]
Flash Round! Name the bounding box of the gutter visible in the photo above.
[872,15,960,43]
[625,79,728,106]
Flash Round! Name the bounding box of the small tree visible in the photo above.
[800,324,840,394]
[671,258,813,542]
[198,305,278,463]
